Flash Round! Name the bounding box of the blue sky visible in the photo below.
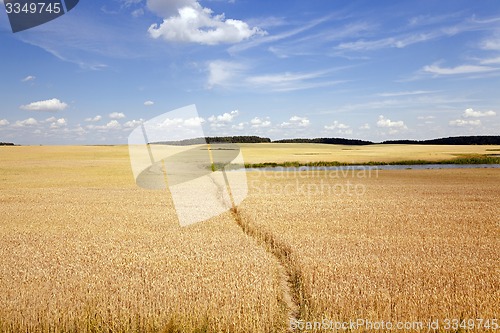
[0,0,499,144]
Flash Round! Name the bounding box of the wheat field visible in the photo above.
[0,146,286,332]
[0,145,499,332]
[238,168,500,331]
[238,143,500,164]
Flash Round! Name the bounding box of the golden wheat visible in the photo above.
[238,168,500,332]
[0,146,286,333]
[1,145,498,333]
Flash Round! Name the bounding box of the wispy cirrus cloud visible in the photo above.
[422,63,499,75]
[245,70,344,92]
[228,15,332,53]
[376,90,437,97]
[206,59,344,91]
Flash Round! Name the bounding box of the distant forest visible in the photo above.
[3,135,500,146]
[150,135,500,145]
[380,136,500,145]
[152,136,271,145]
[275,138,373,145]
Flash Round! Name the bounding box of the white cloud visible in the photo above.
[87,120,123,131]
[336,33,438,51]
[144,100,154,106]
[44,116,57,123]
[480,38,500,51]
[463,108,496,117]
[105,120,121,129]
[479,56,500,65]
[20,98,68,112]
[280,116,310,128]
[109,112,126,119]
[14,118,38,127]
[131,8,144,17]
[147,0,196,17]
[183,117,205,127]
[123,119,144,128]
[377,115,407,129]
[232,122,246,130]
[208,110,239,123]
[449,119,481,127]
[85,115,102,122]
[147,1,265,45]
[50,118,67,129]
[417,115,436,120]
[325,120,352,135]
[377,90,435,97]
[0,119,9,126]
[245,70,341,92]
[250,117,271,128]
[21,75,36,82]
[206,60,245,88]
[324,120,349,130]
[423,64,498,75]
[359,123,370,130]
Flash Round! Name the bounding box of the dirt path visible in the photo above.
[208,172,305,330]
[230,207,303,332]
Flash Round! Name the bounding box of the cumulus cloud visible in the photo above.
[0,119,9,126]
[147,1,265,45]
[447,108,496,127]
[183,117,205,127]
[14,118,38,127]
[147,0,196,17]
[21,75,36,82]
[324,120,352,134]
[144,100,155,106]
[152,117,205,131]
[449,119,481,127]
[280,116,310,128]
[376,115,407,129]
[208,110,239,123]
[232,122,246,130]
[104,120,121,129]
[463,108,496,117]
[50,118,67,129]
[109,112,126,119]
[20,98,68,112]
[85,115,102,122]
[123,119,144,128]
[250,117,271,128]
[324,120,349,130]
[359,123,370,130]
